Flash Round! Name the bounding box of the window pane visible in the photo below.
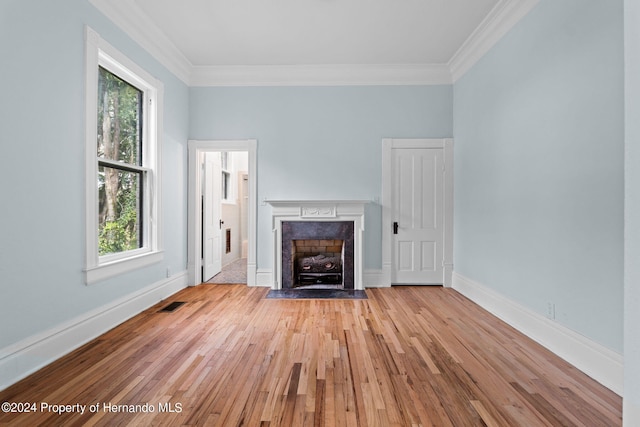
[222,171,230,200]
[221,152,228,170]
[98,166,142,255]
[97,67,142,165]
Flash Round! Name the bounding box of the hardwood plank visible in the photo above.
[0,285,621,426]
[510,382,578,427]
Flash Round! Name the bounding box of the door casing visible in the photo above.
[187,140,257,286]
[381,138,453,287]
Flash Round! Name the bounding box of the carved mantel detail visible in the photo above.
[301,206,336,218]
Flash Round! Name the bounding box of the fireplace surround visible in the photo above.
[265,200,367,290]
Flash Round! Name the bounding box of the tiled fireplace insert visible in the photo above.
[281,221,354,289]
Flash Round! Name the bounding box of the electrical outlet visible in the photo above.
[166,267,171,278]
[547,302,556,320]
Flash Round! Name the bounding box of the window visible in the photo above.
[221,152,231,201]
[97,67,144,255]
[85,27,163,284]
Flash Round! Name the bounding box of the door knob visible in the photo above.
[393,222,398,234]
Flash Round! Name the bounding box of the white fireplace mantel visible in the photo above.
[265,199,368,290]
[264,199,369,218]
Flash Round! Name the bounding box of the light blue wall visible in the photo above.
[189,85,453,270]
[0,0,189,349]
[625,0,640,422]
[453,0,624,351]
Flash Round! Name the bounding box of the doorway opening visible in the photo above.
[202,151,249,284]
[187,140,257,286]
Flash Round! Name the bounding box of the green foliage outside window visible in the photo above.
[97,67,143,256]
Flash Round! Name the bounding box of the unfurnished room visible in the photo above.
[1,0,639,425]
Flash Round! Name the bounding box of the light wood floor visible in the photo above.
[0,285,621,426]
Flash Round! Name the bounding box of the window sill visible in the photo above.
[85,250,164,285]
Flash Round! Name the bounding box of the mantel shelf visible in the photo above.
[264,199,371,206]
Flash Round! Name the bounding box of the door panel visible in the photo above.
[392,148,444,284]
[421,241,436,271]
[203,152,222,281]
[398,241,414,271]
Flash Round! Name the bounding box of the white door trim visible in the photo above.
[187,140,257,286]
[381,138,453,287]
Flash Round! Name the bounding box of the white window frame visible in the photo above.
[84,26,163,285]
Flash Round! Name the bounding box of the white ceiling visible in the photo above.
[90,0,540,85]
[133,0,498,66]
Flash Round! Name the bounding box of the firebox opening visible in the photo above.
[292,239,344,288]
[281,220,355,290]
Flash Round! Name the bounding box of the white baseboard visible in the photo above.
[0,271,189,391]
[452,272,623,396]
[247,262,258,287]
[364,269,387,288]
[255,269,273,287]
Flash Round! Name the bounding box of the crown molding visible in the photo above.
[448,0,540,82]
[190,63,452,87]
[89,0,192,85]
[90,0,538,87]
[90,0,449,87]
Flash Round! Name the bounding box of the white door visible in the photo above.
[391,147,444,284]
[203,152,222,281]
